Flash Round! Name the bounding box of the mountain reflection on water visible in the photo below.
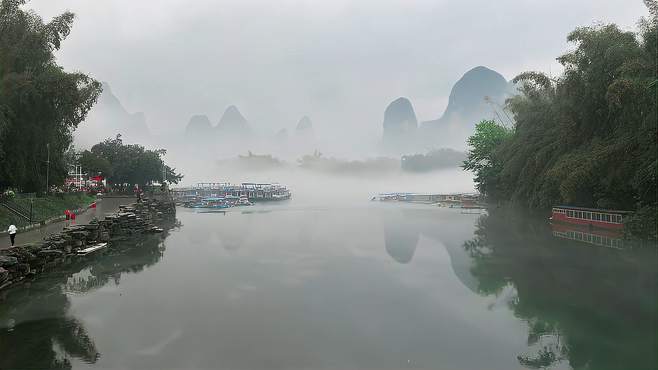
[0,205,655,370]
[384,207,657,369]
[0,220,179,370]
[462,209,657,370]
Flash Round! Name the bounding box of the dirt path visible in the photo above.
[1,197,135,250]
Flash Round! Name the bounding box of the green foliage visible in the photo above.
[298,151,399,175]
[0,192,94,228]
[79,150,112,178]
[625,205,658,240]
[0,0,102,192]
[462,120,512,198]
[236,151,285,169]
[401,148,466,172]
[466,15,657,238]
[19,192,94,220]
[88,135,183,187]
[463,209,658,368]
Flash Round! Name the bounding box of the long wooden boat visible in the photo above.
[186,197,231,209]
[174,182,291,203]
[550,205,633,231]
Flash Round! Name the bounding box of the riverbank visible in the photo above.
[0,197,175,291]
[0,197,136,250]
[0,193,96,231]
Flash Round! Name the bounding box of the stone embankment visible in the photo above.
[0,198,175,291]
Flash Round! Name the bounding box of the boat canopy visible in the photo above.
[552,205,633,214]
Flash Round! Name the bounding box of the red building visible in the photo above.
[550,205,632,231]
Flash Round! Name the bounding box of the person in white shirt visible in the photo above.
[7,224,17,246]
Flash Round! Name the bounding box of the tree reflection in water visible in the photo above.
[0,285,99,369]
[463,209,658,370]
[0,219,180,370]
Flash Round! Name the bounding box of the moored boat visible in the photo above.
[223,195,254,206]
[187,197,231,209]
[550,205,632,231]
[77,242,108,256]
[174,182,291,203]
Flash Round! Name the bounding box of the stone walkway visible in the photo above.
[1,197,135,250]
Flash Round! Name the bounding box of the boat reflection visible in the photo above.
[463,209,657,370]
[196,210,228,215]
[551,222,625,249]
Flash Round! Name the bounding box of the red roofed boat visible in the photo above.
[550,205,633,231]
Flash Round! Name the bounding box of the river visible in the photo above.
[0,195,656,369]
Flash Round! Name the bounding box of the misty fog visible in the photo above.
[3,2,656,369]
[26,0,645,194]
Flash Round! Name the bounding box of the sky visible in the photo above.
[29,0,648,142]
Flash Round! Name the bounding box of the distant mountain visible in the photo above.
[295,116,313,132]
[382,97,417,152]
[216,105,250,136]
[185,115,213,136]
[410,66,515,150]
[275,128,289,141]
[423,66,510,129]
[75,82,150,146]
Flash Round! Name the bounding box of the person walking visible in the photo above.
[7,224,17,247]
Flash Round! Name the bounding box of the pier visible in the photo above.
[172,182,291,203]
[373,192,483,208]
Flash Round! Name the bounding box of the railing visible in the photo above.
[0,197,34,222]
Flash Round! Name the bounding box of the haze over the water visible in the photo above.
[26,0,646,187]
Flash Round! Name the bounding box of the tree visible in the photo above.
[164,164,184,184]
[464,9,657,237]
[79,150,112,178]
[462,120,512,199]
[0,0,102,192]
[401,148,466,172]
[87,135,182,187]
[463,209,658,368]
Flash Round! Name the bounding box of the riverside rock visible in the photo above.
[0,267,7,283]
[0,255,18,267]
[0,197,176,291]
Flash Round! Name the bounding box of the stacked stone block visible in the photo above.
[0,197,175,291]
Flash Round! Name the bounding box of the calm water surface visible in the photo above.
[1,201,656,369]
